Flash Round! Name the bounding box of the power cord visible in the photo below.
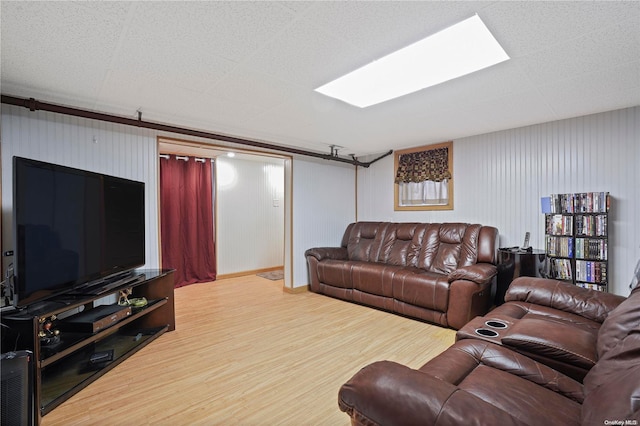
[0,322,21,352]
[2,262,15,307]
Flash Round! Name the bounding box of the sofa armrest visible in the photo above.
[304,247,348,261]
[505,277,626,323]
[338,361,524,426]
[447,264,497,329]
[448,263,497,285]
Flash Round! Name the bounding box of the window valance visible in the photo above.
[394,147,451,183]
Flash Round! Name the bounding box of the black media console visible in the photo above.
[1,269,175,425]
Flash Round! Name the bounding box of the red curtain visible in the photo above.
[160,156,216,287]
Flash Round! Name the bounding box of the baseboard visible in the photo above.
[217,266,284,280]
[283,285,309,294]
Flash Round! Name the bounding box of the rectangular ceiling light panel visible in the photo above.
[315,14,509,108]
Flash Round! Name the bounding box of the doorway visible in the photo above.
[158,138,291,288]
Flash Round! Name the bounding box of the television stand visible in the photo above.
[19,299,72,318]
[1,269,175,425]
[69,271,146,296]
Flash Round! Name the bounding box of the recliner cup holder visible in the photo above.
[485,320,508,329]
[475,328,499,338]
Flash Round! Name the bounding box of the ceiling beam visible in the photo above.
[1,94,392,168]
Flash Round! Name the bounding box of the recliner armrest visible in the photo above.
[447,263,497,285]
[502,317,598,370]
[505,277,625,323]
[421,339,585,403]
[339,360,524,426]
[304,247,348,261]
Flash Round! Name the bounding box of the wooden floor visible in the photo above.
[42,275,456,425]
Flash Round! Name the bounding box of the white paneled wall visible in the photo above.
[216,156,285,275]
[5,104,635,294]
[357,107,640,296]
[292,157,356,287]
[0,105,354,290]
[1,105,160,273]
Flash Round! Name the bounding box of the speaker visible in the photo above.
[1,351,33,426]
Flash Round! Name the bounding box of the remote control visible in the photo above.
[89,350,113,365]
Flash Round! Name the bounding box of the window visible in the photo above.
[394,141,453,211]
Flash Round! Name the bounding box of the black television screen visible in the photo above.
[13,157,145,307]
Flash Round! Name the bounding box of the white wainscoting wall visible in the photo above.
[216,155,285,276]
[357,106,640,296]
[291,157,356,288]
[7,104,633,294]
[1,105,161,273]
[1,104,357,289]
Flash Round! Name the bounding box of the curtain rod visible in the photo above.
[1,94,392,168]
[160,154,213,163]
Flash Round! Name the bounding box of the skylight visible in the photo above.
[314,14,509,108]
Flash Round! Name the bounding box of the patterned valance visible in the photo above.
[395,147,451,183]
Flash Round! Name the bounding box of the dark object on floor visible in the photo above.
[1,351,33,426]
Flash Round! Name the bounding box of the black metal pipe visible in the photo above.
[1,94,392,168]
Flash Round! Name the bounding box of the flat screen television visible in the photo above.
[13,157,145,307]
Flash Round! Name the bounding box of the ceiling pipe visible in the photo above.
[1,94,392,168]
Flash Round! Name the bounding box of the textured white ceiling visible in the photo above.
[2,1,639,157]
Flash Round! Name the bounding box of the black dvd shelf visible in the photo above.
[40,325,167,414]
[39,298,167,367]
[543,193,610,291]
[2,269,175,425]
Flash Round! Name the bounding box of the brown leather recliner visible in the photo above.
[476,277,625,381]
[305,222,499,330]
[338,278,640,426]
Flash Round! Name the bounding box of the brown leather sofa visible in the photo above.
[338,277,640,425]
[305,222,499,330]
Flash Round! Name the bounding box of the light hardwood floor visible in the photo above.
[42,275,456,425]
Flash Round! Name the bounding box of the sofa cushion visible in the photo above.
[352,263,403,297]
[377,223,426,267]
[459,366,581,425]
[316,259,357,289]
[478,225,499,264]
[347,222,389,262]
[339,360,526,426]
[581,285,640,424]
[596,284,640,358]
[411,223,434,271]
[416,223,483,274]
[581,285,640,388]
[422,223,463,274]
[582,333,640,425]
[457,223,483,267]
[420,340,584,403]
[390,268,449,313]
[418,340,583,425]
